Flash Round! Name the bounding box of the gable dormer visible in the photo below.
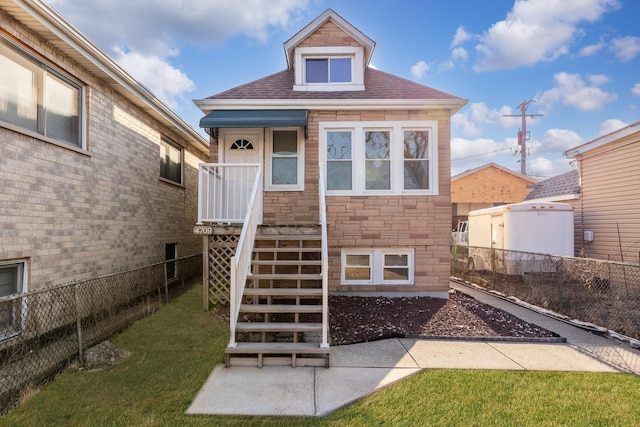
[284,9,375,92]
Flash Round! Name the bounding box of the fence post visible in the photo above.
[203,236,209,311]
[73,282,84,363]
[163,262,169,304]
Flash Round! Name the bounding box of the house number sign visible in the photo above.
[193,225,213,235]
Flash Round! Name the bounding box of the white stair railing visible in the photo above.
[228,166,263,348]
[318,170,330,349]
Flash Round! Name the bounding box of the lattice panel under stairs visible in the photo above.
[207,233,239,307]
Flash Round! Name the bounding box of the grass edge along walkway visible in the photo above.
[2,282,639,426]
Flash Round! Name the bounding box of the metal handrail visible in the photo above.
[228,166,263,348]
[318,170,330,349]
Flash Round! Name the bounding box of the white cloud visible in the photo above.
[537,72,617,111]
[451,137,503,163]
[451,47,468,61]
[578,40,606,57]
[597,119,628,136]
[474,0,620,71]
[527,156,573,177]
[451,26,471,47]
[410,61,432,79]
[610,36,640,62]
[537,128,583,152]
[47,0,309,107]
[588,74,610,85]
[438,60,454,72]
[631,83,640,97]
[452,102,521,137]
[113,49,194,108]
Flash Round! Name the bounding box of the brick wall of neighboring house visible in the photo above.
[451,166,533,204]
[263,109,452,294]
[0,12,208,291]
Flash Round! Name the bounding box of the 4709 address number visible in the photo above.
[193,226,213,235]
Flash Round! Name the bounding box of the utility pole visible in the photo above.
[503,100,543,175]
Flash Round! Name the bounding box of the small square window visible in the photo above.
[160,137,183,185]
[0,261,26,337]
[383,254,409,281]
[345,254,371,281]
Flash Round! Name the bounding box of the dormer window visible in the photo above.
[293,47,364,92]
[306,57,352,83]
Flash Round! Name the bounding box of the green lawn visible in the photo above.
[2,283,639,426]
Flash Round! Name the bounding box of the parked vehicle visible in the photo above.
[467,202,574,274]
[451,219,469,246]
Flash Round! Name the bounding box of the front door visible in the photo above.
[221,130,263,222]
[223,131,262,164]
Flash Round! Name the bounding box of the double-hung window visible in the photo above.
[305,57,352,83]
[0,37,83,148]
[293,46,364,91]
[160,137,183,185]
[0,260,27,337]
[320,121,438,195]
[266,128,304,191]
[342,249,414,285]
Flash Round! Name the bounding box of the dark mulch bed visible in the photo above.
[329,290,559,345]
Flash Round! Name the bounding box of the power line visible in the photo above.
[451,147,512,162]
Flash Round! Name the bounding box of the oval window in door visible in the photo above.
[230,139,254,150]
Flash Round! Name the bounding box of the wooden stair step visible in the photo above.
[226,342,329,354]
[252,259,322,265]
[252,247,321,253]
[255,234,321,240]
[240,304,322,313]
[235,322,322,332]
[249,273,321,280]
[243,288,322,297]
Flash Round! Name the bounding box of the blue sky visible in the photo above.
[47,0,640,178]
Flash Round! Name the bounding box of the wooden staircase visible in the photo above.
[224,226,330,367]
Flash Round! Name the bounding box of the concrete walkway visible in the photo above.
[187,281,640,417]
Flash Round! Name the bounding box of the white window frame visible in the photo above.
[265,127,305,191]
[0,259,28,339]
[320,121,439,196]
[159,137,184,186]
[293,46,364,92]
[341,249,414,285]
[0,36,85,150]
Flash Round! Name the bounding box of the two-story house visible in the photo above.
[194,9,466,367]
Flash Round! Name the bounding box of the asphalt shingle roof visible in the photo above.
[205,67,462,101]
[524,169,580,200]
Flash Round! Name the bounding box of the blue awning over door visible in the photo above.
[199,110,308,129]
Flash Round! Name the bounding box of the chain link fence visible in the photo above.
[0,253,201,414]
[452,245,640,342]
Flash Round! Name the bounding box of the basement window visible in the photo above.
[341,249,414,285]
